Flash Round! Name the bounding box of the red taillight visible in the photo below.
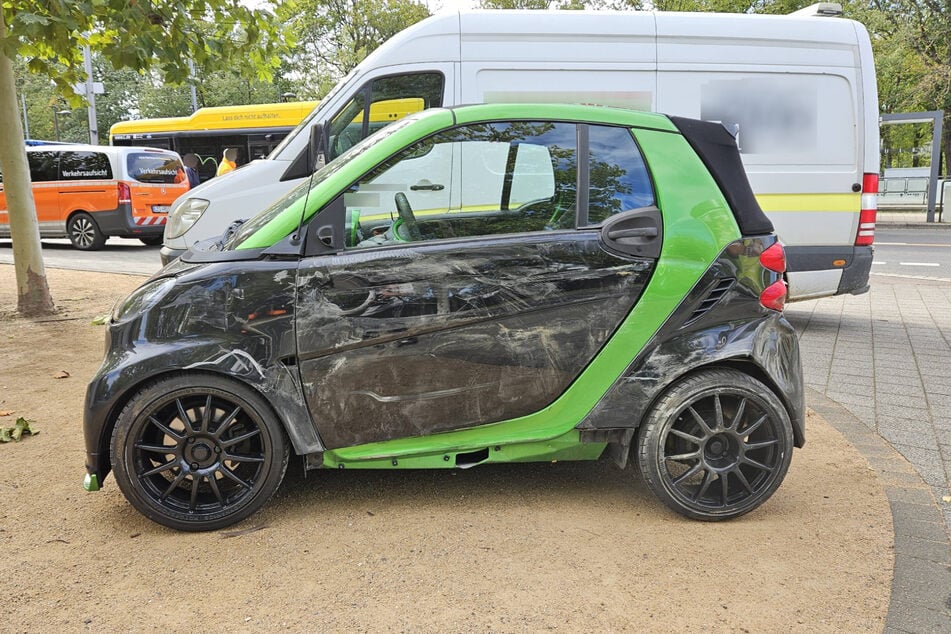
[118,182,132,205]
[760,280,787,312]
[759,242,786,273]
[855,173,878,246]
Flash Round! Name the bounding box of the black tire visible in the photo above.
[67,212,107,250]
[139,236,163,246]
[636,368,794,521]
[110,374,289,531]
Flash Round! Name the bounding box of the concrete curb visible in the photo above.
[806,387,951,632]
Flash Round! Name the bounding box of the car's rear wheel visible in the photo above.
[110,374,289,531]
[67,212,106,250]
[636,368,793,521]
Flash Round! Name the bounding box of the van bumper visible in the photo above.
[785,245,873,297]
[94,204,166,239]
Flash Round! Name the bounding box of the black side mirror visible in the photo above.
[279,122,329,183]
[309,122,326,172]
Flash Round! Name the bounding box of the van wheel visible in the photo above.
[68,213,106,250]
[139,236,163,246]
[110,374,290,531]
[636,369,793,521]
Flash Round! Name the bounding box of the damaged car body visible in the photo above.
[83,104,804,531]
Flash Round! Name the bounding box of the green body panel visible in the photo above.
[316,120,742,468]
[450,103,679,132]
[322,431,607,469]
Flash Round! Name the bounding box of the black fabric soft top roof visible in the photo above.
[669,116,773,236]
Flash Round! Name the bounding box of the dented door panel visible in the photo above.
[296,231,655,448]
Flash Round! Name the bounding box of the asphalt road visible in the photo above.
[2,226,949,282]
[0,237,162,277]
[873,228,951,280]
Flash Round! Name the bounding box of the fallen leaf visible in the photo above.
[52,370,70,379]
[1,418,39,443]
[943,496,951,504]
[90,314,109,326]
[0,410,13,417]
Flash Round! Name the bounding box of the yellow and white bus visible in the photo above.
[110,101,318,182]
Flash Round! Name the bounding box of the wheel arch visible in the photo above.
[90,367,299,485]
[600,356,800,470]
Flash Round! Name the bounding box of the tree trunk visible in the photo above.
[0,12,56,316]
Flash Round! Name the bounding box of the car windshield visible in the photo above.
[226,115,419,250]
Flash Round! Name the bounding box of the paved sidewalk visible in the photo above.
[786,272,951,630]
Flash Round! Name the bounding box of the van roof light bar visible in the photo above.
[789,2,843,17]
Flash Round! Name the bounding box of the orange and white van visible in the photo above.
[0,144,189,250]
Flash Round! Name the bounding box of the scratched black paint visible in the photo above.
[296,231,655,448]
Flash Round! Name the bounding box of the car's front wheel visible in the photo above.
[636,368,794,521]
[110,374,289,531]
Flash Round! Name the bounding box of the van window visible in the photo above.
[126,152,185,184]
[59,152,113,181]
[328,72,444,159]
[345,121,578,248]
[586,125,655,225]
[27,152,58,182]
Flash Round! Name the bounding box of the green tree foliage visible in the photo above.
[290,0,431,95]
[855,0,950,173]
[0,0,293,315]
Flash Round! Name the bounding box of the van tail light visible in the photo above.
[855,173,878,246]
[118,182,132,205]
[759,242,786,273]
[760,280,787,312]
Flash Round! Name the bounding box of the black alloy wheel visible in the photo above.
[111,375,289,531]
[636,368,794,521]
[67,212,107,250]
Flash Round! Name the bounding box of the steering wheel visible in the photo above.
[394,192,422,241]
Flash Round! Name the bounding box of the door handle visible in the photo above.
[607,227,658,240]
[410,180,445,191]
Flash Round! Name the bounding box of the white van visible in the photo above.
[162,4,879,301]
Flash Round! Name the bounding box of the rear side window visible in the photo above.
[586,125,655,225]
[27,152,59,182]
[126,152,185,184]
[59,152,113,180]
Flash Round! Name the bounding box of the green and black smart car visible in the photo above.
[84,104,803,531]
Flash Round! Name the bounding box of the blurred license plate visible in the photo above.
[152,205,170,214]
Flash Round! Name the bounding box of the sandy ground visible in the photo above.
[0,265,893,631]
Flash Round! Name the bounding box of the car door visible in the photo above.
[295,119,661,449]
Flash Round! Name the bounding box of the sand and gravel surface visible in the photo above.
[0,265,893,631]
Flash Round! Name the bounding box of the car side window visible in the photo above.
[343,121,578,249]
[58,152,113,181]
[327,72,444,160]
[585,125,655,225]
[27,152,58,182]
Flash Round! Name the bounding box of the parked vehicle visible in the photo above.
[84,104,804,531]
[110,101,320,182]
[161,5,880,302]
[0,144,188,250]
